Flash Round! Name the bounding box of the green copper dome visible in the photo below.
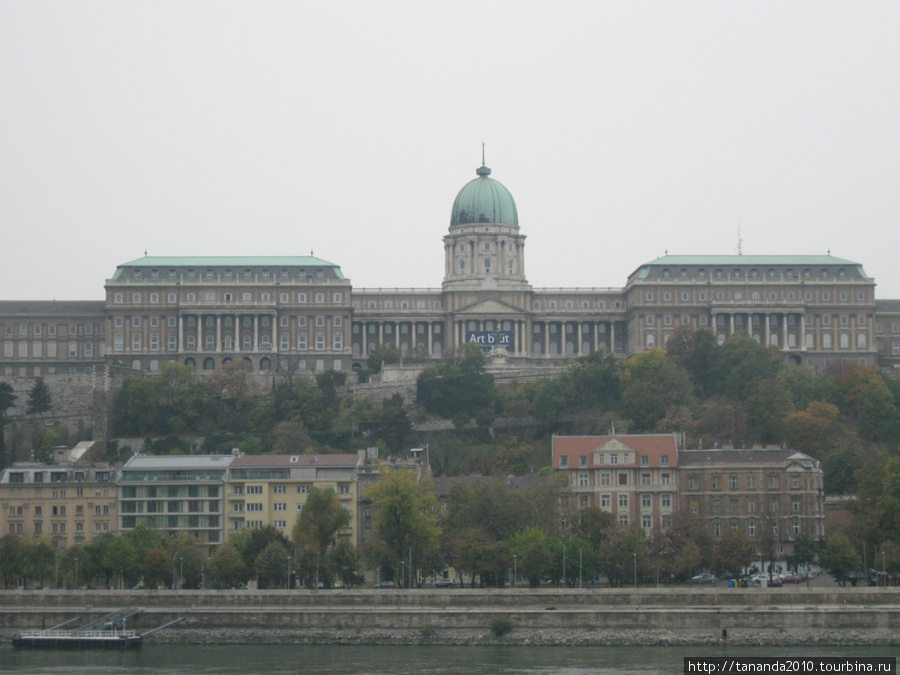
[449,164,518,228]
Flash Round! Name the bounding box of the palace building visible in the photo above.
[0,161,892,377]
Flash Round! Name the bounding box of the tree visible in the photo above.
[666,327,719,397]
[819,532,861,587]
[367,344,401,374]
[292,486,351,586]
[417,345,495,427]
[712,530,754,578]
[507,527,552,588]
[788,533,819,585]
[852,456,900,547]
[372,394,413,452]
[620,349,694,432]
[744,378,794,444]
[271,418,316,454]
[598,524,646,587]
[712,333,783,401]
[255,540,290,589]
[207,542,248,589]
[26,378,52,415]
[0,382,18,470]
[367,470,441,588]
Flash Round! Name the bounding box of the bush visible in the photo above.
[489,617,512,637]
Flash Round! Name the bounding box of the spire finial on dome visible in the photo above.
[476,143,491,176]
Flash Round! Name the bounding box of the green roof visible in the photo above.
[641,255,861,267]
[450,164,518,228]
[113,256,344,280]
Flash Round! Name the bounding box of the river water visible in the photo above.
[1,644,896,674]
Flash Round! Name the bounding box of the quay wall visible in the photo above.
[2,588,900,636]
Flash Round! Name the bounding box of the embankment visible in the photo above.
[2,587,899,646]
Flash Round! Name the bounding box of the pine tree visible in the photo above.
[26,378,52,415]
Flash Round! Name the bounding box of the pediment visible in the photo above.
[455,298,525,315]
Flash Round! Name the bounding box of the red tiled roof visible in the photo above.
[551,434,678,468]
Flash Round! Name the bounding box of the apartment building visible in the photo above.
[117,454,233,545]
[678,448,825,558]
[0,461,117,547]
[226,453,359,543]
[552,434,679,533]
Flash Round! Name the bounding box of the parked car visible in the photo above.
[373,580,396,589]
[691,573,716,585]
[779,574,804,584]
[434,578,456,588]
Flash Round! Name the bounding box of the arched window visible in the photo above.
[840,333,849,349]
[260,357,271,371]
[168,336,177,351]
[805,333,814,349]
[280,335,289,350]
[334,359,342,371]
[458,259,466,275]
[508,259,515,274]
[315,334,325,350]
[203,357,215,370]
[857,334,867,349]
[186,335,196,350]
[242,335,252,350]
[333,334,343,350]
[149,360,159,372]
[259,336,271,350]
[646,334,656,348]
[205,335,215,350]
[823,333,832,349]
[184,358,195,368]
[483,258,492,275]
[131,360,141,370]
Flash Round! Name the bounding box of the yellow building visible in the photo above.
[0,462,117,547]
[226,454,360,544]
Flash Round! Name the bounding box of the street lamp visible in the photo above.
[562,543,567,588]
[513,554,517,589]
[632,553,637,590]
[74,557,79,590]
[287,554,292,590]
[579,548,583,589]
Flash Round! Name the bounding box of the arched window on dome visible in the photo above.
[458,259,466,275]
[508,259,515,275]
[483,258,492,275]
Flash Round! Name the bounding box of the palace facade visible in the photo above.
[0,162,893,377]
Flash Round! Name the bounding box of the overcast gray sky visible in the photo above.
[2,1,899,300]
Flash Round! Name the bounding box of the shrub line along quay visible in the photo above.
[3,589,900,642]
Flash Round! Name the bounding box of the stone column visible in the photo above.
[361,322,367,356]
[800,315,806,351]
[610,322,616,353]
[729,313,735,336]
[272,314,278,353]
[235,316,241,352]
[253,315,259,352]
[427,322,433,355]
[543,323,549,356]
[782,315,788,350]
[198,316,203,353]
[178,316,184,353]
[764,314,770,346]
[216,316,222,353]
